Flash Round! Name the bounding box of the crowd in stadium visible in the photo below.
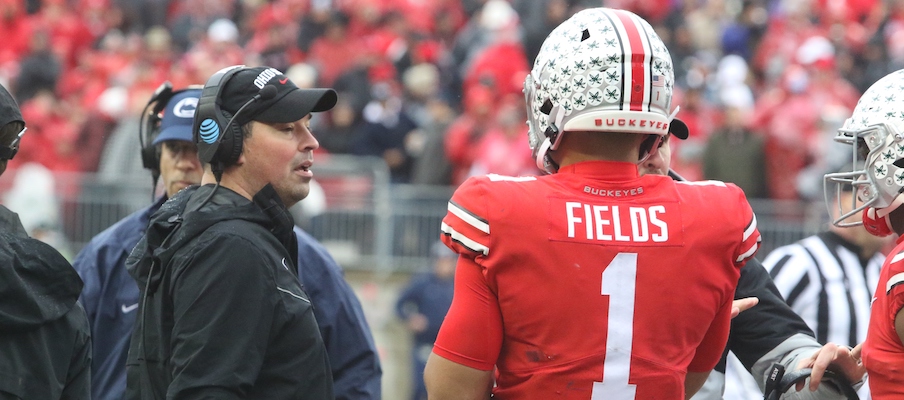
[0,0,901,200]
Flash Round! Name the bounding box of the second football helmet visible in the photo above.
[825,69,904,228]
[524,7,677,173]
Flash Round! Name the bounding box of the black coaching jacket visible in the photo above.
[0,231,91,400]
[125,184,333,400]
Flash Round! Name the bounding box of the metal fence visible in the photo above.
[1,156,827,272]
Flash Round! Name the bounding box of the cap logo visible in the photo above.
[253,67,282,89]
[199,118,220,144]
[172,97,198,118]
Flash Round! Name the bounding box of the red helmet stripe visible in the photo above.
[613,10,651,112]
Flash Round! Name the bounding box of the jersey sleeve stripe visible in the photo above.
[886,272,904,294]
[448,201,489,234]
[737,242,759,263]
[441,222,490,256]
[891,251,904,264]
[743,215,757,241]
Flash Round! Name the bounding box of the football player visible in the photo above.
[825,68,904,398]
[424,7,761,399]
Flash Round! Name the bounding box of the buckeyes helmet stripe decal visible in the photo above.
[612,9,654,113]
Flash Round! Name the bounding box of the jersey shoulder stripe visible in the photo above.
[887,272,904,294]
[441,177,494,258]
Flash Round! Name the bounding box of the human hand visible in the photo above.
[731,297,759,319]
[795,342,864,392]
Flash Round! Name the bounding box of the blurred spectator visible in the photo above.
[466,95,537,179]
[0,0,35,73]
[14,29,62,102]
[403,63,455,185]
[514,0,569,65]
[451,0,522,104]
[31,0,95,70]
[444,84,495,186]
[752,0,824,85]
[296,2,332,53]
[75,86,127,172]
[246,4,303,72]
[751,64,820,200]
[167,0,234,53]
[670,83,719,181]
[352,81,419,183]
[685,0,731,57]
[702,88,768,199]
[14,90,81,173]
[395,241,456,400]
[317,96,363,155]
[308,10,366,86]
[181,18,245,83]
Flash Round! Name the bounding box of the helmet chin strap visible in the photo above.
[535,137,556,174]
[876,195,904,218]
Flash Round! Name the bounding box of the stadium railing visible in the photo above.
[0,156,826,273]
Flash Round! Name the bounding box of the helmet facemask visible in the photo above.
[825,69,904,228]
[825,123,904,227]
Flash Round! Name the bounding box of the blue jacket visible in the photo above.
[295,226,382,400]
[73,196,382,400]
[395,272,454,346]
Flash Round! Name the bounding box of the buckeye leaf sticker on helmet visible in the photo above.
[524,8,676,173]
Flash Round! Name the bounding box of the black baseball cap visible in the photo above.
[220,66,337,126]
[669,117,688,140]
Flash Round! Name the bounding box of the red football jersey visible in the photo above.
[863,237,904,399]
[435,161,760,399]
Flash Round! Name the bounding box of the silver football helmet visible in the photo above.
[524,7,678,173]
[825,69,904,227]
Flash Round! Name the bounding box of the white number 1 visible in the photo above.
[591,252,638,399]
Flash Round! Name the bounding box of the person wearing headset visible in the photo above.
[124,65,338,399]
[0,82,91,399]
[74,83,380,400]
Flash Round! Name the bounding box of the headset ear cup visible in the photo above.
[219,110,244,166]
[140,144,158,171]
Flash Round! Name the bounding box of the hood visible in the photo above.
[127,183,296,294]
[0,232,84,332]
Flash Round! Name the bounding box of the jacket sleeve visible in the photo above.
[728,258,815,371]
[295,229,382,400]
[62,302,92,400]
[167,235,278,399]
[71,242,104,329]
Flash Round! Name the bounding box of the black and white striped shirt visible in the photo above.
[763,231,882,347]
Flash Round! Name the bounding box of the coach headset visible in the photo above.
[138,81,204,192]
[193,65,277,182]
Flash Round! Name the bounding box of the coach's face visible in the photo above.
[638,133,672,177]
[159,140,202,198]
[241,115,319,207]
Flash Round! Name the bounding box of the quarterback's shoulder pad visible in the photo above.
[440,175,531,258]
[885,251,904,295]
[677,180,760,265]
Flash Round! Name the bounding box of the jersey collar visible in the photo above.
[556,160,640,180]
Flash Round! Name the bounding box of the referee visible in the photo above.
[762,181,888,398]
